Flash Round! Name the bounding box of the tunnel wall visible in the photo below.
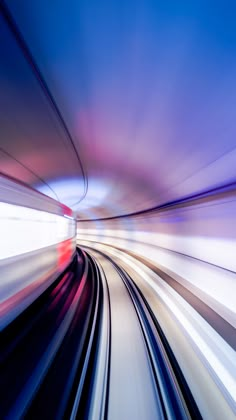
[0,175,77,329]
[77,187,236,330]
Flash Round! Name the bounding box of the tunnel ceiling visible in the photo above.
[1,1,236,219]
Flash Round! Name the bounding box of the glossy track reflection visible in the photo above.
[86,246,201,420]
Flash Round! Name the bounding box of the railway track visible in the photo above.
[1,246,201,419]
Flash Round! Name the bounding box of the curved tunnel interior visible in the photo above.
[0,1,236,419]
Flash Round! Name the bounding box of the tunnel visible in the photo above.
[0,1,236,419]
